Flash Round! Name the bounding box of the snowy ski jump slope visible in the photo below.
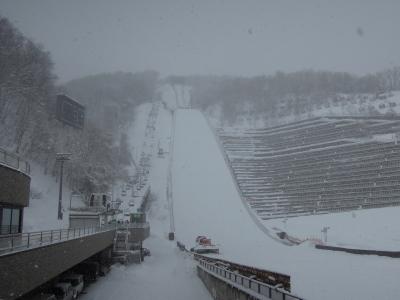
[172,109,400,300]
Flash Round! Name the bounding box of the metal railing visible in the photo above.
[0,224,117,256]
[198,259,304,300]
[0,148,30,174]
[118,222,150,229]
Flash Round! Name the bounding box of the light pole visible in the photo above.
[56,153,71,220]
[321,226,330,243]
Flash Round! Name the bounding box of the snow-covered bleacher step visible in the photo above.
[218,116,400,219]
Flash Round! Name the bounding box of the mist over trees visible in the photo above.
[187,69,400,125]
[62,71,159,193]
[0,16,157,196]
[2,11,400,193]
[64,70,158,133]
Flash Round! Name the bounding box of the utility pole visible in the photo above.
[56,153,71,220]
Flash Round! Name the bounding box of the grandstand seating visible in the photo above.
[217,116,400,219]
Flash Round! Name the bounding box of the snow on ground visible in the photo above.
[168,84,191,108]
[264,206,400,251]
[80,92,212,299]
[172,108,400,300]
[80,236,210,300]
[158,84,178,111]
[24,162,85,232]
[23,101,157,232]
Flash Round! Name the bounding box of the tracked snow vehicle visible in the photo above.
[190,236,219,254]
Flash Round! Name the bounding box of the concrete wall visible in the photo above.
[0,165,30,207]
[69,215,100,228]
[0,230,115,300]
[127,224,150,243]
[197,266,249,300]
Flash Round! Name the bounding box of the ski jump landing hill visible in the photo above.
[171,108,400,300]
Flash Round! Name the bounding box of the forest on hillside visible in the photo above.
[166,68,400,125]
[0,16,158,196]
[2,12,400,193]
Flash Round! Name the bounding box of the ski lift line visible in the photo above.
[167,110,176,233]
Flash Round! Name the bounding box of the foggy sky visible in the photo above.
[1,0,400,82]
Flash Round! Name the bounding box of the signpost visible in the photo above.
[56,153,71,220]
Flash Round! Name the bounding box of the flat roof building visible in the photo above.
[0,148,31,235]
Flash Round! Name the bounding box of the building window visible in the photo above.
[0,207,22,235]
[11,209,20,233]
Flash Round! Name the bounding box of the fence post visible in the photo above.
[60,230,62,240]
[11,235,14,249]
[50,230,53,243]
[27,233,30,248]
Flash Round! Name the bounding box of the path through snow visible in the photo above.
[80,102,211,300]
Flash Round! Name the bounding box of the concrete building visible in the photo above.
[69,210,102,228]
[0,148,30,236]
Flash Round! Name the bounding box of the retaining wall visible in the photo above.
[197,266,250,300]
[0,230,115,299]
[315,244,400,258]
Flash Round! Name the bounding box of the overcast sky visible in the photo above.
[1,0,400,82]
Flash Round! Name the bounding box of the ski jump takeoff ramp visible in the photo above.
[171,109,400,300]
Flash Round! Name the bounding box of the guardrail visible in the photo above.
[315,244,400,258]
[0,147,30,174]
[119,222,150,229]
[0,224,117,256]
[194,252,291,291]
[198,259,304,300]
